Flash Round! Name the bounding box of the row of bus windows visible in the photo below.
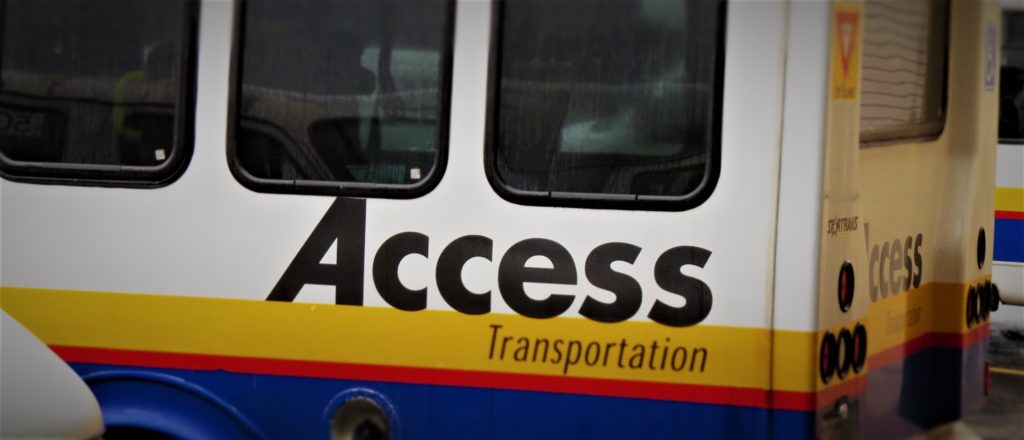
[2,0,999,208]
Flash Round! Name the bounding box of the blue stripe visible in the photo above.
[70,363,813,440]
[68,343,986,438]
[994,218,1024,263]
[861,341,987,439]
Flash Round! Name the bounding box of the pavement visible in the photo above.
[961,305,1024,440]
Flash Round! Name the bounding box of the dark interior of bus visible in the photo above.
[0,0,186,170]
[493,0,721,199]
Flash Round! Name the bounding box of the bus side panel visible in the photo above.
[70,362,814,440]
[0,0,801,438]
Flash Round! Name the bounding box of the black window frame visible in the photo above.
[859,0,950,147]
[1000,9,1024,145]
[227,0,455,199]
[0,0,199,188]
[483,0,727,211]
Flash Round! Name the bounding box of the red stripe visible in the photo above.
[995,210,1024,220]
[51,345,808,411]
[770,390,815,411]
[50,325,989,414]
[868,323,989,369]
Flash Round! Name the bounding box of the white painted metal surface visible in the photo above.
[773,0,831,333]
[0,311,103,440]
[0,0,790,331]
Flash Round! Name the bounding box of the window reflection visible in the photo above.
[492,0,722,200]
[235,0,450,189]
[0,0,189,173]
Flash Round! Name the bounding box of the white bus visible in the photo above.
[0,0,1006,438]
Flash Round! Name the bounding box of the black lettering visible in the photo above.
[661,339,670,370]
[903,236,913,291]
[268,198,365,305]
[501,336,513,359]
[488,324,502,359]
[889,238,903,294]
[649,246,713,327]
[498,239,577,319]
[617,339,628,368]
[629,344,645,369]
[869,244,880,301]
[564,341,582,374]
[913,234,923,288]
[865,223,878,301]
[580,243,643,323]
[649,340,660,370]
[671,347,687,371]
[879,241,890,298]
[513,337,529,361]
[437,235,493,315]
[551,340,564,364]
[584,342,600,366]
[373,232,429,311]
[691,348,708,372]
[533,338,550,362]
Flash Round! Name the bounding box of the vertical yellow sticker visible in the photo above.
[831,4,861,100]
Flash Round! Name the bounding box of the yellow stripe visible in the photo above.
[0,282,984,395]
[990,367,1024,377]
[771,330,816,393]
[1,287,795,392]
[866,279,987,355]
[995,187,1024,212]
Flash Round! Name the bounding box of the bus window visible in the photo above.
[860,0,949,144]
[230,0,452,197]
[0,0,196,185]
[1001,10,1024,143]
[486,0,724,210]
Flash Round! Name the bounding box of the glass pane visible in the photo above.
[492,0,722,200]
[0,0,188,169]
[1001,11,1024,143]
[860,0,948,142]
[235,0,449,187]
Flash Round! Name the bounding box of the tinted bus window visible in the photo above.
[231,0,452,197]
[487,0,724,210]
[860,0,948,143]
[0,0,196,185]
[1001,10,1024,143]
